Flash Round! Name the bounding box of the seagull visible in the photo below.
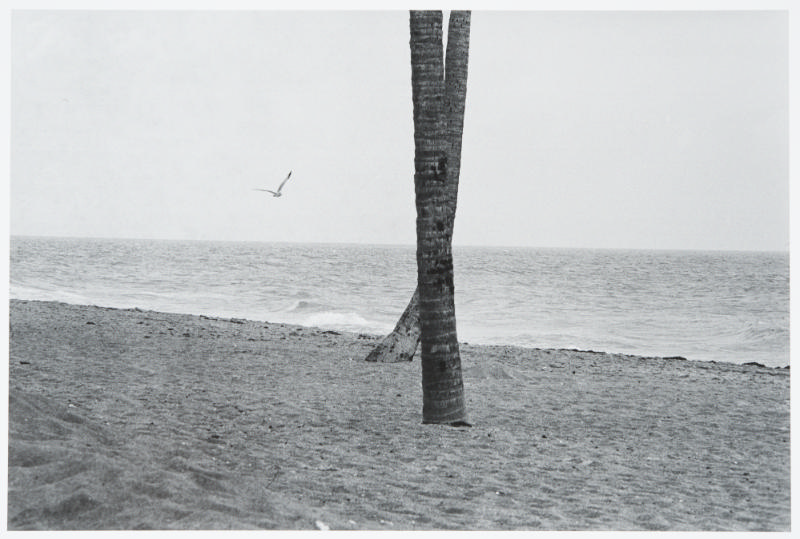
[254,170,292,197]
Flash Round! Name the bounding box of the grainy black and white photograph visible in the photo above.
[6,2,792,532]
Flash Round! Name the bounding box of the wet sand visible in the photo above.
[7,299,790,530]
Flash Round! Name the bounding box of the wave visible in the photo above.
[10,281,390,334]
[740,324,788,342]
[277,302,395,333]
[285,300,333,313]
[301,311,387,332]
[10,283,94,306]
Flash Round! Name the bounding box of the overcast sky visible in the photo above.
[10,8,789,251]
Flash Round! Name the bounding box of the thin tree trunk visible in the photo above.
[365,11,470,364]
[443,11,471,232]
[364,288,419,362]
[410,10,468,425]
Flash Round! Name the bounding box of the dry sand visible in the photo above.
[7,299,790,530]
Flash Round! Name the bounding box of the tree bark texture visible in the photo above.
[364,288,419,362]
[410,10,468,425]
[442,10,471,232]
[365,11,470,365]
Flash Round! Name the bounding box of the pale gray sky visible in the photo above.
[10,9,789,251]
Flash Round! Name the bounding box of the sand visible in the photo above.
[7,299,790,530]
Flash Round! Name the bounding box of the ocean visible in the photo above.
[9,236,790,368]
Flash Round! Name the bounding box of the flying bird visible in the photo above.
[255,170,292,197]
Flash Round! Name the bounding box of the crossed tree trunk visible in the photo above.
[366,11,470,369]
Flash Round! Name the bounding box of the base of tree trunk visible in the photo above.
[364,288,420,363]
[422,420,472,427]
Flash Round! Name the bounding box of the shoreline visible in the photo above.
[8,298,789,371]
[8,299,791,530]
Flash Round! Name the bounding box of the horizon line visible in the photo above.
[9,233,790,255]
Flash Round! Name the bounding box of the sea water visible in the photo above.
[9,236,790,367]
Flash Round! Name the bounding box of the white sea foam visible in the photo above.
[10,283,92,306]
[302,311,389,333]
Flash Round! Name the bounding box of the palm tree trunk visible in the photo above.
[443,10,471,232]
[364,288,419,362]
[365,11,470,365]
[410,10,468,425]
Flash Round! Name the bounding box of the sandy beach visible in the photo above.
[7,299,790,530]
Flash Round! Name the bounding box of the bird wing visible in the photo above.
[276,170,292,192]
